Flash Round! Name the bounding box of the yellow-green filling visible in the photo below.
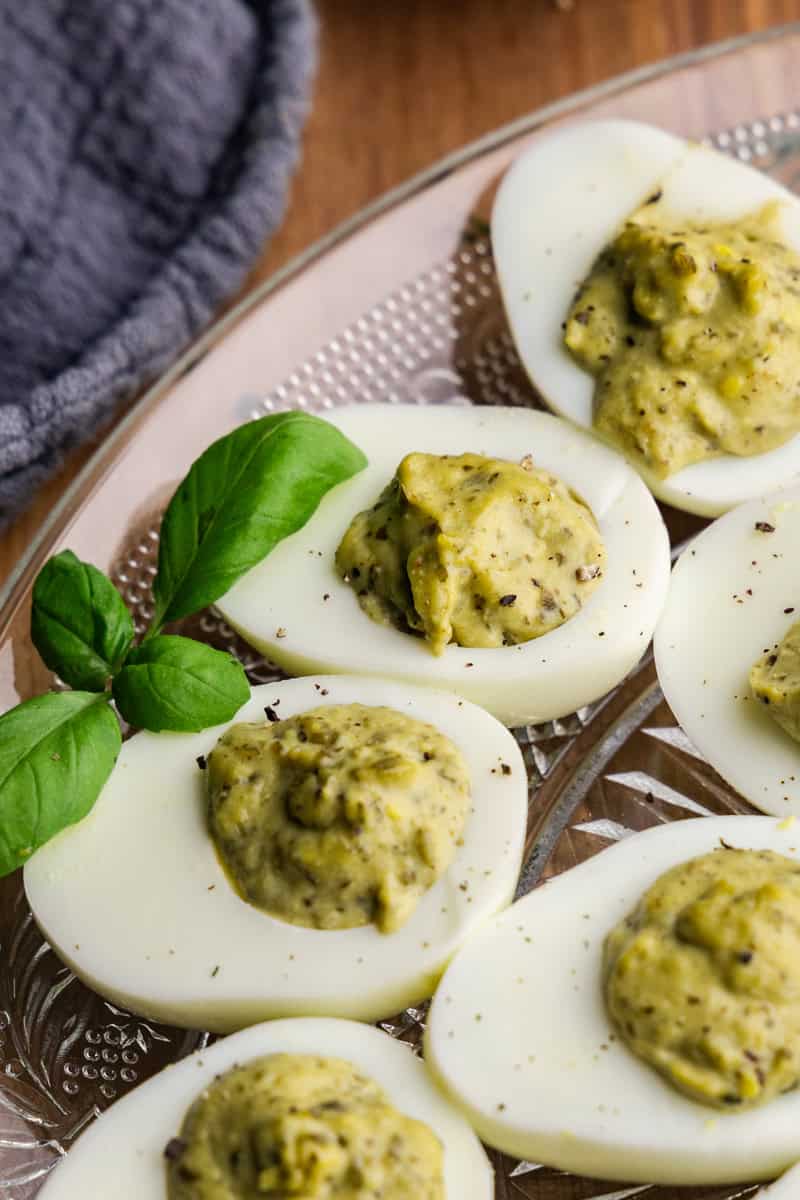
[335,451,605,655]
[165,1054,444,1199]
[564,200,800,478]
[751,619,800,742]
[207,703,470,933]
[605,847,800,1109]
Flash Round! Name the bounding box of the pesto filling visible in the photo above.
[564,201,800,478]
[165,1054,444,1200]
[751,619,800,742]
[604,848,800,1109]
[207,703,470,933]
[335,451,605,656]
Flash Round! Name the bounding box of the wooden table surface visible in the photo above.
[3,0,799,587]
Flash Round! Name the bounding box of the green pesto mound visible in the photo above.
[207,704,470,934]
[751,619,800,742]
[565,202,800,477]
[336,451,605,656]
[605,847,800,1109]
[166,1054,444,1200]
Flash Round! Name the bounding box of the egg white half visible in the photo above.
[24,677,527,1033]
[654,484,800,817]
[426,815,800,1186]
[493,118,800,517]
[216,403,670,728]
[37,1017,493,1200]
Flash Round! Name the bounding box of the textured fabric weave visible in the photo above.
[0,0,317,522]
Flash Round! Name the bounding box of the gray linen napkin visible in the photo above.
[0,0,317,523]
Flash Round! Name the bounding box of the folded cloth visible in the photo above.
[0,0,317,523]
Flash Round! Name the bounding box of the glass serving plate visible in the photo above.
[3,24,800,1199]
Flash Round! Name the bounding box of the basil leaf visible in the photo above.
[0,692,120,877]
[151,411,367,628]
[112,636,249,732]
[31,550,134,691]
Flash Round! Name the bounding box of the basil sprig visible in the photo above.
[31,549,134,690]
[151,410,367,631]
[112,636,250,732]
[0,693,121,876]
[0,411,367,877]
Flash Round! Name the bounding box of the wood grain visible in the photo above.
[3,0,799,586]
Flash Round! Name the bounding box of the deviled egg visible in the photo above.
[493,118,800,516]
[426,815,800,1186]
[654,484,800,816]
[24,676,527,1032]
[216,403,670,727]
[37,1018,493,1199]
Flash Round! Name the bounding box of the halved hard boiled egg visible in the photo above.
[654,484,800,817]
[37,1017,493,1199]
[493,118,800,516]
[24,676,527,1032]
[216,403,670,728]
[426,815,800,1186]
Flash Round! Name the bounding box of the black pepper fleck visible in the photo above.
[164,1138,187,1162]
